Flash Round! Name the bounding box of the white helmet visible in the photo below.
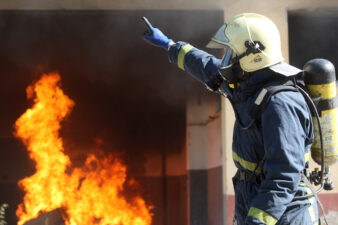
[207,13,301,76]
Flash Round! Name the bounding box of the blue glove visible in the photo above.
[142,17,174,51]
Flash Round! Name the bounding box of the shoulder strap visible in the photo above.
[249,79,299,122]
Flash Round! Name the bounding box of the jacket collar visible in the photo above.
[232,68,275,102]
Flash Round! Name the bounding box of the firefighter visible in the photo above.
[142,13,320,225]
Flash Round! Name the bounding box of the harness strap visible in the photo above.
[236,78,299,130]
[250,80,298,122]
[233,169,263,185]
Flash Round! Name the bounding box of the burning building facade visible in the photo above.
[0,10,223,225]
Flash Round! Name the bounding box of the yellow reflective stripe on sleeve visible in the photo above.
[177,44,194,70]
[305,152,310,162]
[232,151,261,173]
[300,182,317,222]
[248,207,277,225]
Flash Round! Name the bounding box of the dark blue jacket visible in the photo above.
[169,42,319,225]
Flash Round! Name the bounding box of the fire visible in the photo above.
[14,73,153,225]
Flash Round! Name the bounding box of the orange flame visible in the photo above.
[14,73,153,225]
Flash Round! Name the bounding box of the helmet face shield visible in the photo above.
[206,23,229,48]
[220,47,234,69]
[212,23,229,45]
[219,47,238,84]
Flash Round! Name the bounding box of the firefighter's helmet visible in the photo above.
[207,13,300,76]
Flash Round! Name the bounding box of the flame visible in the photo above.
[14,73,153,225]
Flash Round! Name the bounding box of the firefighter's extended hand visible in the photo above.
[142,17,173,51]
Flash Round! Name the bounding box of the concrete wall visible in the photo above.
[186,83,223,225]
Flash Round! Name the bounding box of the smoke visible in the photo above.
[0,9,224,166]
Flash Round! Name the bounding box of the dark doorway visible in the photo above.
[288,8,338,79]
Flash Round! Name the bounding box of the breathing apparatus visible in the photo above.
[303,59,338,191]
[207,13,338,198]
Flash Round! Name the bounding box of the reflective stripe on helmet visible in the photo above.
[232,151,261,173]
[177,44,194,70]
[248,207,277,225]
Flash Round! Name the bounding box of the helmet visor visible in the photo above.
[206,23,229,48]
[220,47,235,69]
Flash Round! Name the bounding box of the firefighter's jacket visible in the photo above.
[168,42,319,225]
